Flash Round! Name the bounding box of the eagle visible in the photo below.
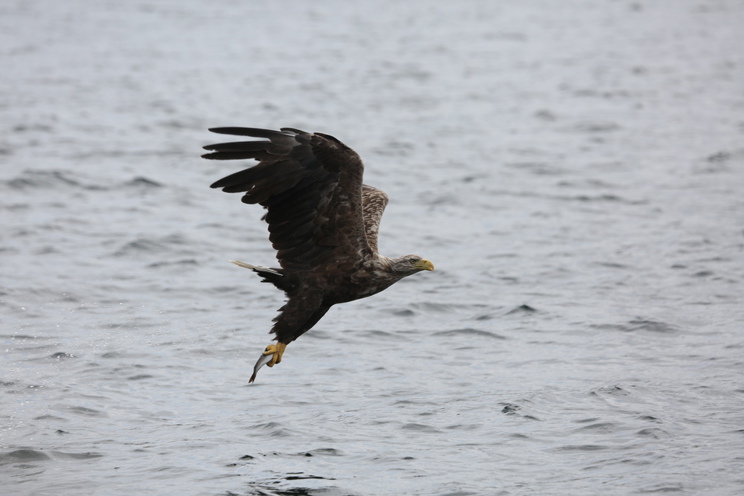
[202,127,434,382]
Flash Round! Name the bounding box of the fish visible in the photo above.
[249,351,274,383]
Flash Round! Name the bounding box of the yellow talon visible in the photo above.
[263,342,287,367]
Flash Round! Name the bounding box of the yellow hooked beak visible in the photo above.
[415,259,435,271]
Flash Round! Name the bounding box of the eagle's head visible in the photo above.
[389,254,435,275]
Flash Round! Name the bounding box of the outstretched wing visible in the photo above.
[361,185,389,255]
[203,127,372,271]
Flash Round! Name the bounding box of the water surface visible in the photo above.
[2,1,744,495]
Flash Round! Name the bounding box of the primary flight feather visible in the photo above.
[202,127,434,382]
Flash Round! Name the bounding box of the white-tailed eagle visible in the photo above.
[202,127,434,382]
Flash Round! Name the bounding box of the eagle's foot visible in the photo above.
[249,342,288,383]
[263,342,287,367]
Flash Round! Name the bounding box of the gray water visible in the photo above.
[2,1,744,495]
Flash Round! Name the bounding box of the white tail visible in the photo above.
[229,260,282,276]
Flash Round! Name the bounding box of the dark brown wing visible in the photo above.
[203,127,372,271]
[361,185,389,255]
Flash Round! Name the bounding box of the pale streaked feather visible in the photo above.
[229,260,282,276]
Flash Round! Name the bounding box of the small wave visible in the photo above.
[573,422,620,434]
[505,304,537,315]
[355,329,408,341]
[564,120,621,133]
[34,414,65,421]
[115,233,194,256]
[445,423,481,431]
[114,234,196,257]
[593,320,680,334]
[626,319,680,334]
[49,351,76,360]
[147,259,199,268]
[0,449,51,464]
[694,148,744,173]
[636,427,671,439]
[382,307,416,317]
[12,123,54,133]
[637,415,662,423]
[637,483,685,493]
[434,328,506,339]
[499,402,540,420]
[553,444,608,452]
[594,261,630,269]
[50,451,104,461]
[401,422,441,433]
[571,193,625,202]
[285,473,333,481]
[249,421,295,437]
[0,334,39,341]
[127,374,154,381]
[505,161,565,176]
[56,405,108,418]
[115,238,166,255]
[412,302,468,313]
[248,480,344,496]
[590,385,631,397]
[122,176,163,189]
[3,169,106,191]
[371,140,415,157]
[302,448,343,457]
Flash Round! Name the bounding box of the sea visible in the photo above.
[2,1,743,495]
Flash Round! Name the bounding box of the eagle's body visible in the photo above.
[202,127,433,382]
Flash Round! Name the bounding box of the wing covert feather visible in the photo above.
[361,185,389,255]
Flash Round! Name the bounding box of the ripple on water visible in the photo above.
[122,176,163,189]
[3,2,743,495]
[249,421,296,437]
[50,451,104,461]
[53,404,108,418]
[504,304,538,315]
[433,328,506,340]
[0,449,52,464]
[401,422,441,434]
[354,329,410,341]
[4,169,106,191]
[592,319,681,334]
[499,402,540,421]
[636,427,671,440]
[553,444,609,452]
[49,351,76,360]
[572,422,621,434]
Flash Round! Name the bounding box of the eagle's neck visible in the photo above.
[370,255,397,275]
[370,255,412,284]
[351,255,406,298]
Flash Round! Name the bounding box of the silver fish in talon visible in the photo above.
[249,352,274,383]
[248,342,286,383]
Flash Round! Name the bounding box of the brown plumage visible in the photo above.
[202,127,434,382]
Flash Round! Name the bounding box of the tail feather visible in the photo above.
[229,260,282,276]
[229,260,292,294]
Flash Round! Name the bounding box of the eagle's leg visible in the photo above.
[263,342,287,367]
